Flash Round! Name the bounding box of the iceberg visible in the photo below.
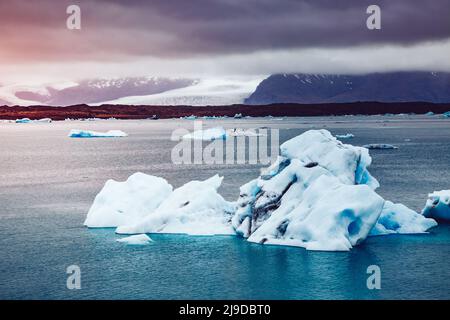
[84,173,173,228]
[69,129,128,138]
[182,127,227,141]
[443,111,450,118]
[15,118,32,123]
[422,190,450,221]
[85,129,437,251]
[116,234,153,245]
[363,144,398,150]
[227,128,266,137]
[232,130,435,251]
[335,133,355,139]
[116,175,235,236]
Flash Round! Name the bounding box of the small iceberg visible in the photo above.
[15,118,32,123]
[182,127,227,141]
[36,118,52,123]
[363,144,398,150]
[69,129,128,138]
[227,128,266,137]
[183,115,197,120]
[422,190,450,221]
[116,234,153,245]
[234,113,243,119]
[335,133,355,139]
[443,111,450,118]
[425,111,434,116]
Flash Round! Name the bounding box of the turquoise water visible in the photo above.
[0,116,449,299]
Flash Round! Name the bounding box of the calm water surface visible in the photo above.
[0,115,449,299]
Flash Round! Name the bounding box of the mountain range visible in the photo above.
[245,72,450,104]
[1,72,450,106]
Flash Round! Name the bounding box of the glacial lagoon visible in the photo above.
[0,115,449,299]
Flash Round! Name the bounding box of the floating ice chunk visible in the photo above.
[116,175,235,236]
[370,201,437,235]
[182,127,227,141]
[69,129,128,138]
[184,115,197,120]
[280,129,379,189]
[232,129,436,251]
[84,173,173,228]
[36,118,52,123]
[425,111,434,116]
[15,118,32,123]
[363,144,398,150]
[443,111,450,118]
[422,190,450,221]
[234,113,243,119]
[335,133,355,139]
[227,128,266,137]
[116,234,153,245]
[246,175,385,251]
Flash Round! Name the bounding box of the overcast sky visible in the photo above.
[1,0,450,84]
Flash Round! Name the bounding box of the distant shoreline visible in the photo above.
[1,102,449,120]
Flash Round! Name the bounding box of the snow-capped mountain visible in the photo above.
[0,76,263,106]
[245,72,450,104]
[0,77,196,106]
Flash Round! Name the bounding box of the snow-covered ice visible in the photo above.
[370,201,437,235]
[116,175,235,235]
[84,173,173,228]
[363,144,398,150]
[116,234,153,245]
[422,190,450,221]
[182,127,227,141]
[69,129,128,138]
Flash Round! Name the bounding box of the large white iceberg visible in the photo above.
[84,173,173,228]
[232,130,436,251]
[422,190,450,221]
[116,175,235,235]
[69,129,128,138]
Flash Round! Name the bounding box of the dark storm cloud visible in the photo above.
[1,0,450,62]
